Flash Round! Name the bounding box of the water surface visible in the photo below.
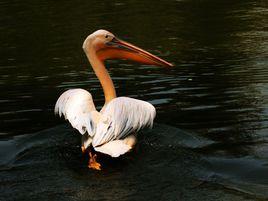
[0,0,268,200]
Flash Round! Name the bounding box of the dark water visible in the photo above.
[0,0,268,200]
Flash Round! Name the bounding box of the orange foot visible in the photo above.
[88,152,101,170]
[81,146,86,154]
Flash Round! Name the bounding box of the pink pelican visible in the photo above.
[55,30,173,170]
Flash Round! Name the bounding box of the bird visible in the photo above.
[55,29,173,170]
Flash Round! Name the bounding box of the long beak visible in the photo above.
[97,37,173,67]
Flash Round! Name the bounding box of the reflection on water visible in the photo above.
[0,0,268,200]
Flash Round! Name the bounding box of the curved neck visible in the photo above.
[85,49,116,104]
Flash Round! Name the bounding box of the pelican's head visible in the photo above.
[83,29,173,67]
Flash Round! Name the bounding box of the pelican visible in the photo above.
[55,30,173,170]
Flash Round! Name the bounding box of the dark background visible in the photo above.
[0,0,268,200]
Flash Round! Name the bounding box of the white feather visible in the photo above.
[92,97,156,147]
[54,89,97,136]
[94,140,131,157]
[55,90,156,157]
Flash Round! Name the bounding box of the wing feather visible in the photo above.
[54,89,97,136]
[92,97,156,147]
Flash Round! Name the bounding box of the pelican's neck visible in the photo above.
[85,48,116,104]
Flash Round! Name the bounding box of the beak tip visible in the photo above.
[165,62,174,67]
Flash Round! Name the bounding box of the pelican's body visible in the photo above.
[55,30,172,170]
